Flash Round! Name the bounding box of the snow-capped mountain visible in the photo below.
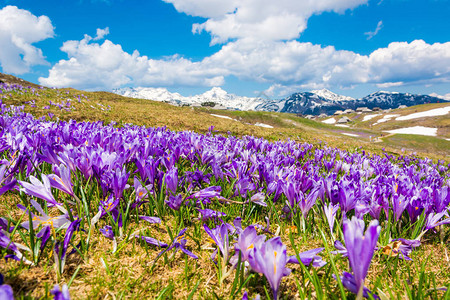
[256,90,446,115]
[114,87,184,102]
[114,86,447,116]
[256,91,348,115]
[357,91,441,109]
[310,89,355,102]
[113,87,264,111]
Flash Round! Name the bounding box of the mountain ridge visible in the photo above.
[114,86,448,116]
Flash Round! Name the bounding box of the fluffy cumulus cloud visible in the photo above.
[205,39,450,91]
[39,34,225,90]
[166,0,368,44]
[206,40,369,87]
[0,6,54,74]
[367,40,450,85]
[40,34,450,93]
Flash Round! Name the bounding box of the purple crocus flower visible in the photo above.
[0,274,14,300]
[282,182,303,212]
[332,240,348,257]
[354,201,371,219]
[165,194,183,210]
[0,229,29,263]
[234,225,266,262]
[164,167,178,195]
[110,167,130,199]
[197,208,226,222]
[133,177,153,202]
[381,238,420,261]
[287,248,326,268]
[242,291,261,300]
[248,237,290,300]
[425,211,450,230]
[48,164,75,197]
[204,223,230,262]
[99,225,115,240]
[323,203,339,235]
[232,217,244,235]
[99,195,120,219]
[36,225,52,251]
[187,186,222,202]
[249,192,267,207]
[158,228,198,259]
[391,194,408,221]
[51,284,70,300]
[54,218,81,274]
[0,164,16,196]
[334,272,380,300]
[0,218,12,233]
[19,175,60,207]
[61,218,81,259]
[298,187,320,217]
[337,180,357,214]
[342,217,380,298]
[19,200,70,231]
[432,186,450,213]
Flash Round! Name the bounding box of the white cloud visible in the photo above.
[166,0,368,44]
[206,39,450,93]
[39,34,225,90]
[430,93,450,101]
[93,27,109,41]
[162,0,239,18]
[376,81,404,88]
[365,20,383,40]
[0,6,54,74]
[367,40,450,84]
[207,40,369,87]
[40,34,450,93]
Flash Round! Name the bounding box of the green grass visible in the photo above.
[381,134,450,157]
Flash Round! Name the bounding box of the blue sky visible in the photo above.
[0,0,449,99]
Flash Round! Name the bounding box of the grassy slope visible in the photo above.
[3,82,448,161]
[319,102,450,158]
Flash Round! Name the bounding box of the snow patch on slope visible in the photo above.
[322,118,336,124]
[255,122,274,128]
[210,114,235,120]
[384,126,437,136]
[374,114,400,124]
[396,106,450,121]
[341,132,359,137]
[363,114,381,122]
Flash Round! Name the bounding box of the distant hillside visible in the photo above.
[0,72,42,89]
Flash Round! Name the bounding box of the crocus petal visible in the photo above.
[139,216,161,224]
[135,235,168,248]
[51,284,71,300]
[0,283,14,300]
